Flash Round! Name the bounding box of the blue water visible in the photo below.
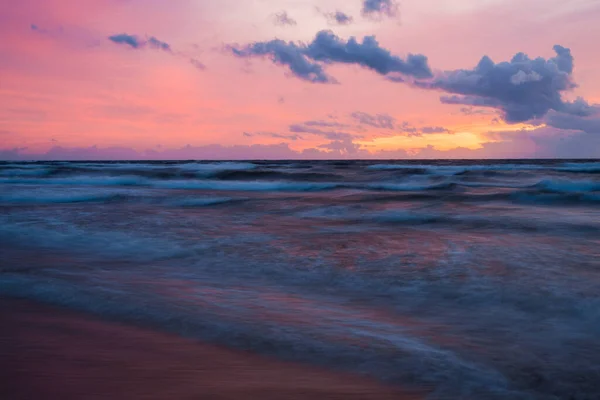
[1,160,599,399]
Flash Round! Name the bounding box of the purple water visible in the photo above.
[1,160,599,399]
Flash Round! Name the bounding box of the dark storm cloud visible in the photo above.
[273,11,297,26]
[417,45,592,123]
[231,30,432,83]
[361,0,399,18]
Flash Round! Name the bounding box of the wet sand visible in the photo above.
[0,298,422,400]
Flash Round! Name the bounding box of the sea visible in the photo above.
[1,159,599,399]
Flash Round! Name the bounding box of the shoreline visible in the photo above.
[0,297,423,399]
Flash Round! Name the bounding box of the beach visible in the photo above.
[0,298,420,400]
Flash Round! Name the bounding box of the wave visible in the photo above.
[0,220,194,262]
[0,167,52,177]
[0,176,148,186]
[0,162,259,180]
[368,162,600,178]
[168,197,238,207]
[211,169,343,182]
[366,181,460,191]
[512,192,600,206]
[367,163,548,175]
[155,180,339,192]
[557,162,600,173]
[177,162,257,174]
[354,210,600,235]
[0,273,520,399]
[0,193,128,204]
[0,175,340,192]
[536,179,600,194]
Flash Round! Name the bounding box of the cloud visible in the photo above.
[232,36,592,129]
[231,39,332,83]
[30,24,51,35]
[396,122,452,137]
[302,120,350,129]
[0,144,301,161]
[361,0,399,18]
[109,33,172,52]
[244,131,303,141]
[477,126,600,159]
[4,123,600,161]
[306,31,431,78]
[289,124,358,141]
[230,30,432,83]
[272,11,297,26]
[147,36,171,51]
[416,45,592,123]
[544,111,600,134]
[189,58,206,70]
[351,112,395,129]
[459,107,496,116]
[350,112,452,136]
[0,147,28,160]
[108,33,146,49]
[318,138,362,155]
[421,126,452,134]
[108,32,206,70]
[324,11,354,25]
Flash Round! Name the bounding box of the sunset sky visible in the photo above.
[1,0,599,159]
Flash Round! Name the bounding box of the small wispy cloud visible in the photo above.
[108,32,205,70]
[361,0,399,19]
[323,10,354,25]
[272,11,297,27]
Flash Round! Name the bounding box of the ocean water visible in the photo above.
[1,159,599,399]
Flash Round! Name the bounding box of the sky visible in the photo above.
[1,0,600,160]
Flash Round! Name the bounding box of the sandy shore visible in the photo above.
[0,298,422,399]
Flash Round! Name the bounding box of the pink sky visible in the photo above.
[1,0,599,159]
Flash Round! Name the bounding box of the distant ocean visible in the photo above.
[1,159,599,399]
